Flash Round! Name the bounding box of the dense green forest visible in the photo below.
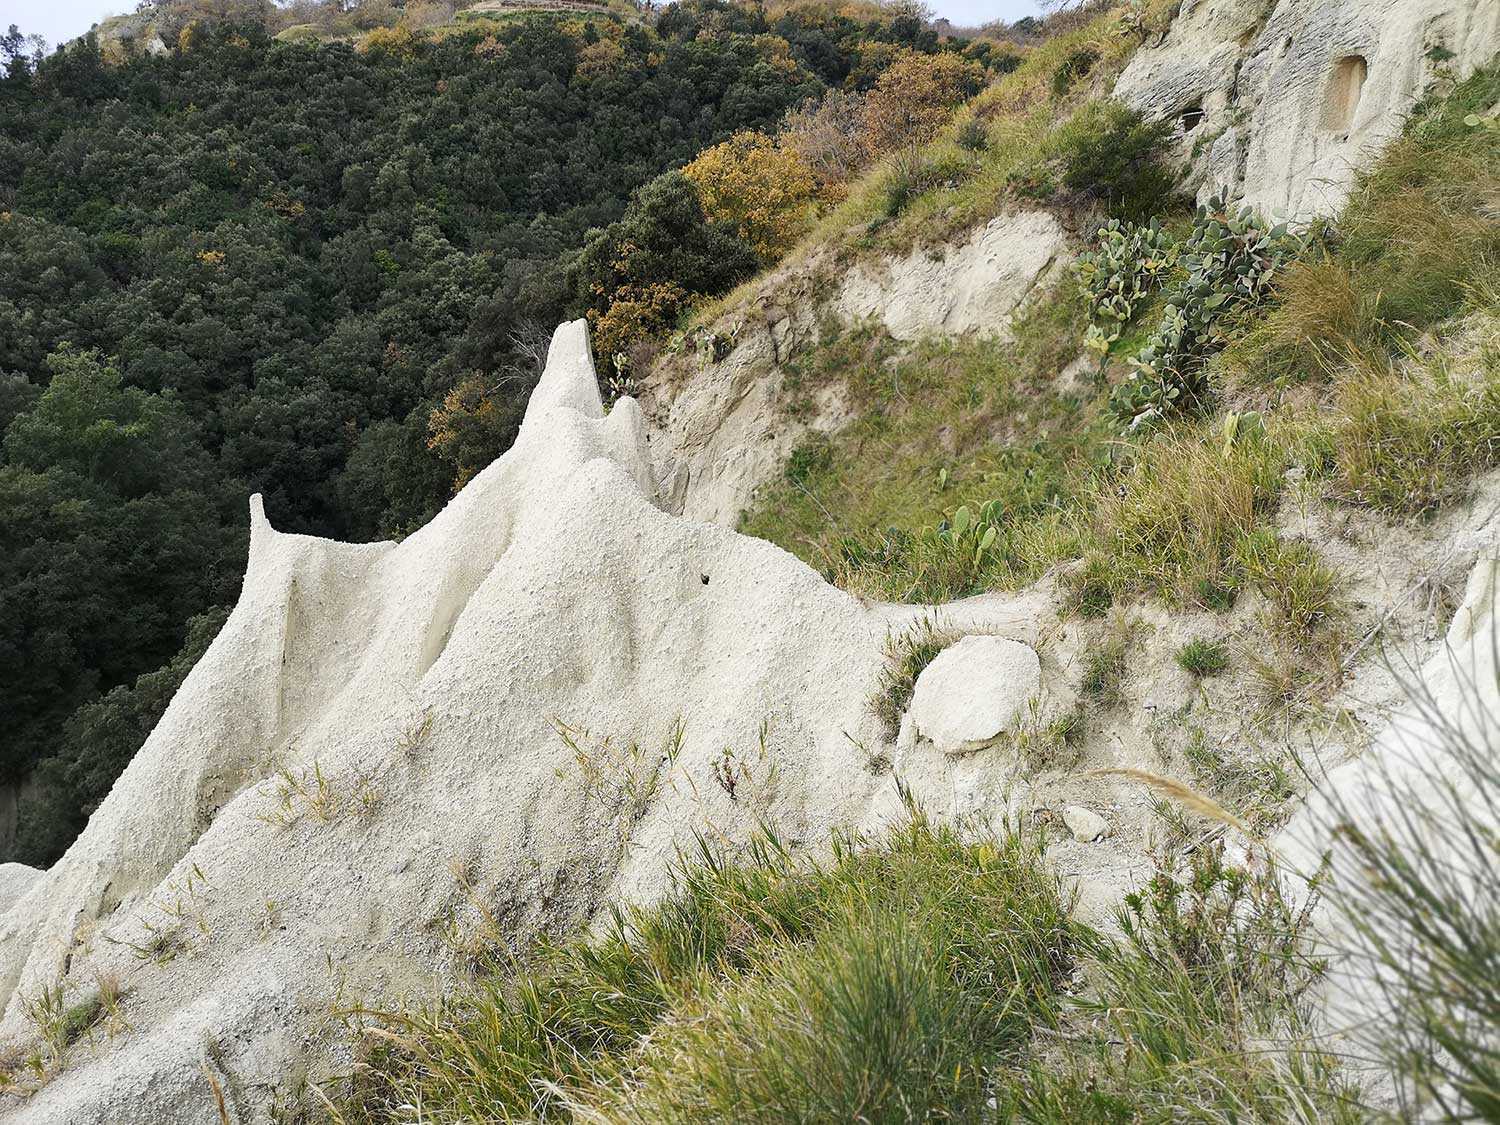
[0,1,985,864]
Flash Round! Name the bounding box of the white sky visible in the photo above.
[6,0,1043,55]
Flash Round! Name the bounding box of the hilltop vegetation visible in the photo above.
[0,0,1013,865]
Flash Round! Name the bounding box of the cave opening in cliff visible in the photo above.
[1324,54,1369,133]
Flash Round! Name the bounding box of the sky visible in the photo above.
[7,0,1044,56]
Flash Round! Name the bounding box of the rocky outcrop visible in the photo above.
[642,303,854,526]
[0,323,1043,1124]
[834,211,1069,342]
[906,635,1041,756]
[1116,0,1500,221]
[1277,551,1499,1071]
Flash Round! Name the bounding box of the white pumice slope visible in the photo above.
[1276,555,1500,1089]
[0,321,1039,1124]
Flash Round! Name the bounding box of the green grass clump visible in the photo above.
[1234,529,1340,641]
[1081,628,1129,706]
[347,819,1358,1124]
[742,301,1107,601]
[1062,423,1287,614]
[1321,317,1500,517]
[1224,61,1500,391]
[349,814,1074,1122]
[1176,638,1229,677]
[871,621,948,740]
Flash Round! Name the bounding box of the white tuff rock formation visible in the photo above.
[1116,0,1500,220]
[834,211,1069,342]
[0,322,1040,1124]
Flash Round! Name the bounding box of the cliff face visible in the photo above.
[645,0,1500,531]
[1116,0,1500,220]
[3,3,1497,1120]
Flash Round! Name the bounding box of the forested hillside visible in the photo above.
[0,0,997,864]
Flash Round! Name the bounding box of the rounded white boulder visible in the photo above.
[908,635,1041,755]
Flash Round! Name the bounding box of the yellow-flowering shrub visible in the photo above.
[682,131,816,262]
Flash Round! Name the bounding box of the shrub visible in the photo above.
[356,22,420,58]
[568,172,759,335]
[1051,99,1179,222]
[861,50,986,158]
[426,372,528,491]
[780,88,868,195]
[682,131,817,262]
[587,281,688,383]
[1075,216,1179,356]
[1176,638,1228,677]
[1111,195,1302,429]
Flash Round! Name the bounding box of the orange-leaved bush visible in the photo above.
[587,281,690,374]
[427,373,524,492]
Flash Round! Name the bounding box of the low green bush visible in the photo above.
[1052,100,1180,223]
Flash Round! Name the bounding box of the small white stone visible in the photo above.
[908,635,1041,755]
[1063,805,1110,843]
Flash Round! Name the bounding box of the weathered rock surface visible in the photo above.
[907,635,1042,755]
[1276,551,1500,1074]
[644,320,853,526]
[641,210,1070,530]
[0,868,39,918]
[1117,0,1500,221]
[1063,805,1111,844]
[835,211,1069,342]
[0,323,1037,1124]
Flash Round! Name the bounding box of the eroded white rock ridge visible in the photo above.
[0,322,1044,1123]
